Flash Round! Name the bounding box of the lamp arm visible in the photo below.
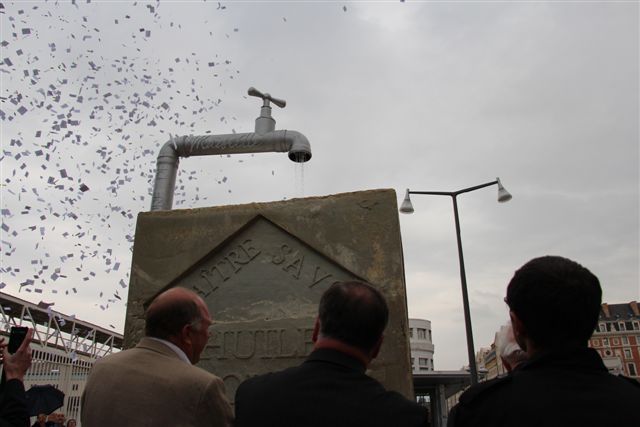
[408,190,454,196]
[408,181,498,197]
[454,180,499,196]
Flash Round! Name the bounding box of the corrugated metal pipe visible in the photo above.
[150,130,312,211]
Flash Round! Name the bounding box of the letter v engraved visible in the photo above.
[309,266,332,289]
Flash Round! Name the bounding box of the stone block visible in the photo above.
[124,189,413,400]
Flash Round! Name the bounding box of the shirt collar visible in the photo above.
[146,337,191,364]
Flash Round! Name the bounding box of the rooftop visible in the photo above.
[599,301,640,320]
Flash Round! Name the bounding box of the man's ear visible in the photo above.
[509,311,527,352]
[312,317,320,343]
[176,323,193,347]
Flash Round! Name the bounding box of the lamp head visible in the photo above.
[496,177,512,203]
[399,189,414,214]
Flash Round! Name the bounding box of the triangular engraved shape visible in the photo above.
[153,214,367,322]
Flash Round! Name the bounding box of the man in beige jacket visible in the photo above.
[81,287,233,427]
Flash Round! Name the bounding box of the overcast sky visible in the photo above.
[1,1,638,370]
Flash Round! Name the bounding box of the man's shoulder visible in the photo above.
[458,375,512,406]
[602,373,640,401]
[94,346,220,382]
[93,347,135,366]
[373,388,427,412]
[618,374,640,389]
[238,365,301,393]
[447,376,512,427]
[93,344,156,366]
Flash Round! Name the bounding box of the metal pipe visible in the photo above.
[150,129,311,211]
[452,195,479,386]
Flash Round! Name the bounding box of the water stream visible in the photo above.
[293,152,305,197]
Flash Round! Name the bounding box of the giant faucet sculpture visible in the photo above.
[150,87,312,211]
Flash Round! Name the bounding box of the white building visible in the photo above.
[409,318,435,373]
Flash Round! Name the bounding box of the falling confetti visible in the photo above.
[0,1,248,320]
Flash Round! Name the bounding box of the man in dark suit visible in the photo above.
[448,256,640,427]
[235,281,427,427]
[81,287,233,427]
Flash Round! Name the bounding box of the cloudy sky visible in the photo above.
[1,1,638,370]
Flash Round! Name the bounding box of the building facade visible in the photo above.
[589,301,640,379]
[475,345,504,380]
[409,318,435,373]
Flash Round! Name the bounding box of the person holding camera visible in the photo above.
[0,328,33,427]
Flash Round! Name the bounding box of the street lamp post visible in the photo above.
[400,178,512,385]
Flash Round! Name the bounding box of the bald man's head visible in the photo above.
[145,288,204,340]
[318,281,389,353]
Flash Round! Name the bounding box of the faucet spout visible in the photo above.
[150,130,312,211]
[285,130,312,163]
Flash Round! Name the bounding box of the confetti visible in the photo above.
[0,1,254,326]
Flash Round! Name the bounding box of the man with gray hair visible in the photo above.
[81,287,233,427]
[494,322,527,374]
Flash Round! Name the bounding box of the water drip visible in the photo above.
[294,160,305,197]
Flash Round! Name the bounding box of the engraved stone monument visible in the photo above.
[123,189,414,401]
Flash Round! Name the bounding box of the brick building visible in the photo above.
[589,301,640,379]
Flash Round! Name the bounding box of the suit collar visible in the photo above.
[305,348,367,373]
[137,337,191,364]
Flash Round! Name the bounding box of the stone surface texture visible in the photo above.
[124,189,413,400]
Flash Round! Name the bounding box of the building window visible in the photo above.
[411,357,415,368]
[619,322,626,331]
[634,321,640,331]
[624,349,632,359]
[419,358,428,366]
[622,336,629,345]
[592,339,600,346]
[603,338,609,346]
[598,323,606,332]
[628,363,637,377]
[409,328,414,339]
[417,329,427,340]
[613,338,620,346]
[429,330,432,342]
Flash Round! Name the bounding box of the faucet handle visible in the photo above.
[248,87,286,108]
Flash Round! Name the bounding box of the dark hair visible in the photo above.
[318,281,389,352]
[505,256,601,348]
[145,294,201,339]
